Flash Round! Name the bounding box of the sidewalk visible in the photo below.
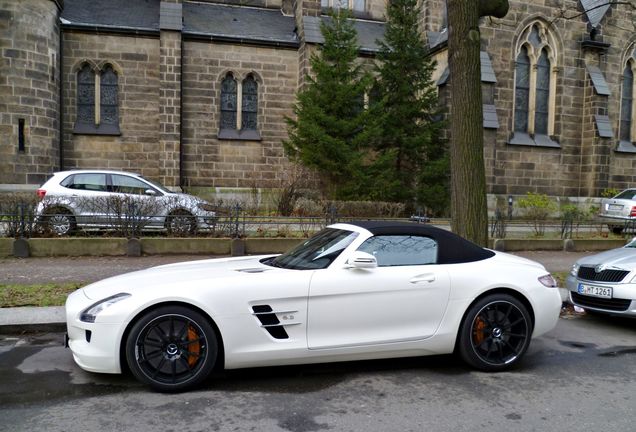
[0,251,588,333]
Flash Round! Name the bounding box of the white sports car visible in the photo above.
[65,222,562,392]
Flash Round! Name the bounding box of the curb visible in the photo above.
[0,306,65,334]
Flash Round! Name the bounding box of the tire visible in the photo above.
[125,306,218,392]
[610,225,624,235]
[458,294,532,371]
[44,208,76,236]
[166,210,196,235]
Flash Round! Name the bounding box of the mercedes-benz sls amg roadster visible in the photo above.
[65,221,561,392]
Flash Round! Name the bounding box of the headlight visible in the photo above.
[197,202,216,213]
[538,274,558,288]
[570,263,580,277]
[80,293,131,323]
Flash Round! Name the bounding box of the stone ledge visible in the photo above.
[0,237,627,257]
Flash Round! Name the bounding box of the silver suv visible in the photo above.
[35,170,216,235]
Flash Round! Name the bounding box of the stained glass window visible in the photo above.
[77,64,95,125]
[529,25,542,48]
[241,75,258,131]
[220,74,237,130]
[514,47,530,133]
[620,66,633,142]
[535,50,551,135]
[100,65,118,126]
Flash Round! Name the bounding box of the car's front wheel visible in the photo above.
[458,294,532,371]
[126,306,218,392]
[166,210,196,235]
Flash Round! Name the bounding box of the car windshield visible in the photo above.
[625,238,636,248]
[139,176,172,194]
[614,189,636,200]
[266,228,359,270]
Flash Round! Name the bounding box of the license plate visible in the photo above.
[578,283,612,299]
[608,204,622,211]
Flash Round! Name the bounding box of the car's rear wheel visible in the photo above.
[44,208,76,236]
[458,294,532,371]
[609,225,624,235]
[126,306,218,392]
[166,210,196,235]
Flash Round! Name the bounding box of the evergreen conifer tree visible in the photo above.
[372,0,448,212]
[284,10,373,199]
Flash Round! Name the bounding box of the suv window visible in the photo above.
[357,235,438,267]
[111,175,152,195]
[62,173,107,192]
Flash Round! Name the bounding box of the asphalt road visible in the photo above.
[1,313,635,432]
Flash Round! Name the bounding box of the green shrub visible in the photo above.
[517,192,556,236]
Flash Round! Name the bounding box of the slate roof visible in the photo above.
[183,3,298,46]
[60,0,298,46]
[61,0,160,32]
[436,51,497,85]
[427,29,448,50]
[586,64,611,96]
[303,16,385,54]
[483,104,499,129]
[580,0,611,28]
[595,115,614,138]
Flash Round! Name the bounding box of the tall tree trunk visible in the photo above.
[446,0,508,246]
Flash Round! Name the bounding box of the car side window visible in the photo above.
[111,175,151,195]
[64,173,107,192]
[357,235,438,267]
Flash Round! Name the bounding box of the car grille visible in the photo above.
[577,266,630,282]
[571,292,632,312]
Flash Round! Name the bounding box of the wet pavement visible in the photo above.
[1,313,635,432]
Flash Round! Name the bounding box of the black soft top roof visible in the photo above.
[348,221,495,264]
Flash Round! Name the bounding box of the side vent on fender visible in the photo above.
[251,305,292,339]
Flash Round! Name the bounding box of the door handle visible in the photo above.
[410,274,435,284]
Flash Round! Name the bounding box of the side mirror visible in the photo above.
[145,189,157,196]
[346,251,377,269]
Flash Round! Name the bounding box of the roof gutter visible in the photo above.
[60,23,160,37]
[183,31,299,49]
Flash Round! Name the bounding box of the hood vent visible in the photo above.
[236,267,270,273]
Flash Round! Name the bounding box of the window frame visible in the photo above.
[619,59,636,146]
[356,235,439,267]
[510,22,559,148]
[320,0,365,13]
[218,72,261,141]
[73,62,121,136]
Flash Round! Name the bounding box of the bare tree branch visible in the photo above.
[549,1,636,27]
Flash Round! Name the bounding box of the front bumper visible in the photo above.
[65,289,125,374]
[565,274,636,317]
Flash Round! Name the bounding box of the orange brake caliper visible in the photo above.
[187,325,201,367]
[473,316,486,345]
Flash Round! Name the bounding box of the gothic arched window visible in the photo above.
[511,22,559,147]
[76,64,95,127]
[241,75,258,131]
[219,72,261,140]
[100,65,119,127]
[620,64,634,143]
[74,62,120,134]
[220,74,238,131]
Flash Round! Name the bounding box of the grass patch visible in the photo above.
[552,271,568,287]
[0,282,84,307]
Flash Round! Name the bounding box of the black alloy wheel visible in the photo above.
[458,294,532,371]
[126,306,218,392]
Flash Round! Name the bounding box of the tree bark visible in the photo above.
[446,0,488,245]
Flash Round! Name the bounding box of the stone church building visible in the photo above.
[1,0,636,205]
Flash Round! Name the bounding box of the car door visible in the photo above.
[59,172,109,226]
[307,235,451,349]
[109,174,163,228]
